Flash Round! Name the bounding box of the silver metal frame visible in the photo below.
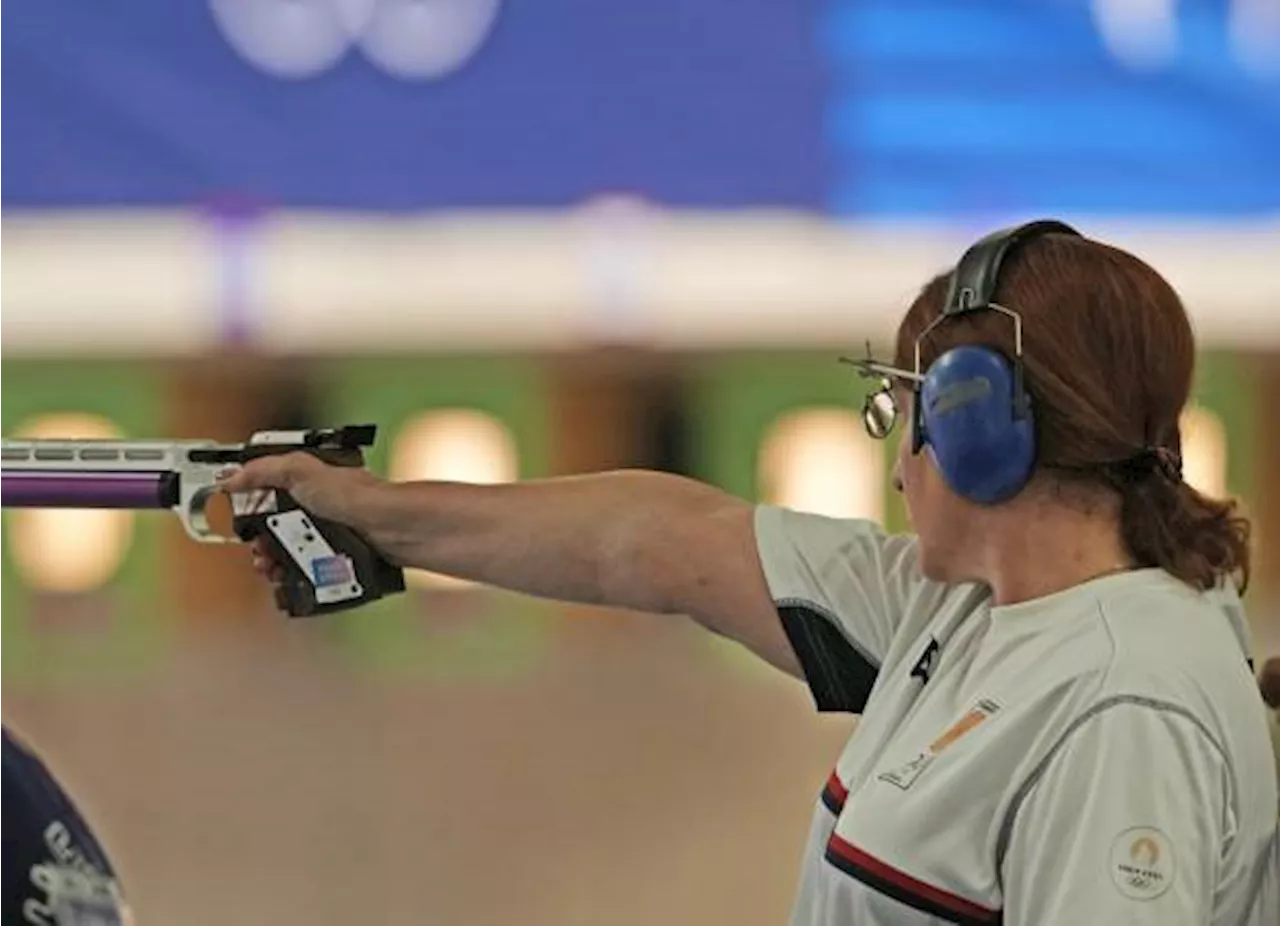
[839,300,1025,441]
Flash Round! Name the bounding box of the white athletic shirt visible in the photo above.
[754,506,1279,926]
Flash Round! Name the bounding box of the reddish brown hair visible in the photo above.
[894,232,1250,592]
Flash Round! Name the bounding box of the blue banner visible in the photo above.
[3,1,1277,214]
[823,0,1280,216]
[1,0,828,209]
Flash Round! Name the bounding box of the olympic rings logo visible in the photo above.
[208,0,502,81]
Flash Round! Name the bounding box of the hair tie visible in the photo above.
[1116,446,1182,484]
[1151,445,1183,482]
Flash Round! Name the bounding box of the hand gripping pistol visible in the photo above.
[1,424,405,617]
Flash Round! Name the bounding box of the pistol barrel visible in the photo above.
[1,471,178,509]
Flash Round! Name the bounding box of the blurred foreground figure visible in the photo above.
[1261,657,1280,711]
[225,221,1278,925]
[3,727,130,926]
[1263,656,1280,789]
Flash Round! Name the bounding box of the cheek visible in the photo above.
[896,437,924,495]
[900,448,952,530]
[895,442,928,525]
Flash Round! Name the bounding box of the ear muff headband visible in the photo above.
[942,220,1080,316]
[911,219,1082,503]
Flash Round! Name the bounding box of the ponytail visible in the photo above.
[1115,467,1251,593]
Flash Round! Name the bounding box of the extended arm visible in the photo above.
[224,457,802,674]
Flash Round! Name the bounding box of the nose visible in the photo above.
[891,459,904,494]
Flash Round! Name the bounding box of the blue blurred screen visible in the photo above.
[2,0,1275,214]
[823,0,1279,215]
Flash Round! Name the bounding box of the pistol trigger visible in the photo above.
[183,485,230,544]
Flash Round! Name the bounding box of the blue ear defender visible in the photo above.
[909,219,1081,504]
[916,344,1035,504]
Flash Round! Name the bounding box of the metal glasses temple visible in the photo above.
[837,355,924,384]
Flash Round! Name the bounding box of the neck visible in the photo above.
[972,496,1135,606]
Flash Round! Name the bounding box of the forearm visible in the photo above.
[348,469,744,614]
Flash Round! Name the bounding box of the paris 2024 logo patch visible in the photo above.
[1109,826,1175,901]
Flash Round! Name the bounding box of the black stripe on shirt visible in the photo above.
[777,603,879,713]
[825,833,1002,926]
[820,770,848,815]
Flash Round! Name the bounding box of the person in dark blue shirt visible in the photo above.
[3,727,130,926]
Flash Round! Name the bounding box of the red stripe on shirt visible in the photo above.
[826,832,1001,925]
[821,770,848,813]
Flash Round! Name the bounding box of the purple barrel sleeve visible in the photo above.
[1,471,175,509]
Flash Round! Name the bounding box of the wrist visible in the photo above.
[343,473,401,540]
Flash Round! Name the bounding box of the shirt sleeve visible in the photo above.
[1243,829,1279,926]
[1269,712,1280,785]
[752,505,945,713]
[1000,699,1229,926]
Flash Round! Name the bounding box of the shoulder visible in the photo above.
[752,505,982,617]
[998,570,1255,706]
[752,505,918,584]
[1013,573,1273,809]
[1091,572,1258,709]
[985,572,1264,779]
[753,504,988,659]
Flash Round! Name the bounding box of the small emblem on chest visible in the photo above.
[878,698,1002,791]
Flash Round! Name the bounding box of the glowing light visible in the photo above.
[1229,0,1280,78]
[1091,0,1179,70]
[758,409,885,521]
[8,413,135,593]
[387,410,519,588]
[1180,405,1228,498]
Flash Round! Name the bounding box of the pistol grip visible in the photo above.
[232,490,405,617]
